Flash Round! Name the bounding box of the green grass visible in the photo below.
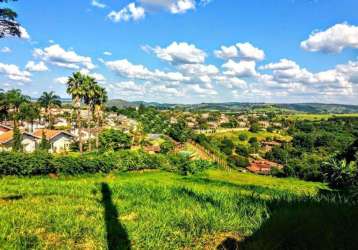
[0,169,356,250]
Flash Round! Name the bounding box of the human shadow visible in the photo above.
[101,183,131,250]
[217,193,358,250]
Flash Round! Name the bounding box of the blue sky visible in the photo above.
[1,0,358,104]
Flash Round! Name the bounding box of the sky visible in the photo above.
[1,0,358,104]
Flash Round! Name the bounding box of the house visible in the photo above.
[261,141,282,152]
[0,124,12,135]
[34,129,75,153]
[0,130,40,153]
[247,160,283,175]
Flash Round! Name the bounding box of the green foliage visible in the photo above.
[235,144,250,157]
[99,129,132,151]
[12,126,22,152]
[160,139,174,154]
[239,133,248,141]
[228,155,249,168]
[249,123,261,133]
[321,159,358,190]
[38,131,51,151]
[169,119,192,143]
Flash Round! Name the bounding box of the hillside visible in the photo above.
[1,169,357,249]
[106,100,358,114]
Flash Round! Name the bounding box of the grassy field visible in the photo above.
[284,113,358,121]
[0,169,357,250]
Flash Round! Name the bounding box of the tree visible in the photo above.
[249,123,261,133]
[38,91,61,128]
[160,140,174,154]
[0,0,21,38]
[12,125,22,152]
[5,89,30,126]
[38,130,51,151]
[321,159,357,189]
[83,76,98,152]
[19,102,40,132]
[67,72,86,154]
[99,129,131,151]
[93,86,108,150]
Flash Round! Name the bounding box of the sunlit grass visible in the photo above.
[0,169,354,249]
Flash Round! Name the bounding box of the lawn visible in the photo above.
[0,169,357,250]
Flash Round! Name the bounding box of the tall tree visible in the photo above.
[0,0,21,38]
[66,72,86,154]
[5,89,30,127]
[83,76,98,151]
[38,91,62,128]
[19,102,40,132]
[93,86,108,150]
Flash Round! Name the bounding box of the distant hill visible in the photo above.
[105,100,358,114]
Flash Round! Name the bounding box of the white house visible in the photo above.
[34,129,75,153]
[0,130,40,153]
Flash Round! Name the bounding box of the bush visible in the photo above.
[239,134,248,141]
[235,144,249,157]
[228,155,249,168]
[99,129,132,151]
[160,140,175,154]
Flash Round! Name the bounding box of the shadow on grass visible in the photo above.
[0,195,23,201]
[101,183,131,250]
[217,195,358,250]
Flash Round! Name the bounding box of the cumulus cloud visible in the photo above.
[301,23,358,53]
[140,0,196,14]
[105,59,189,82]
[25,61,48,72]
[91,0,106,8]
[0,62,31,82]
[103,51,112,56]
[145,42,206,64]
[215,42,265,61]
[222,60,257,77]
[33,44,95,70]
[54,76,68,84]
[108,3,145,23]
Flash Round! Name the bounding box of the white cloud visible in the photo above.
[301,23,358,53]
[147,42,206,64]
[103,51,112,56]
[90,72,106,82]
[222,60,257,77]
[105,59,189,82]
[236,42,265,61]
[214,45,238,59]
[34,44,95,70]
[91,0,106,8]
[19,26,30,40]
[1,47,11,53]
[25,61,48,72]
[0,62,31,82]
[259,59,298,70]
[108,3,145,23]
[54,76,68,84]
[214,42,265,61]
[140,0,196,14]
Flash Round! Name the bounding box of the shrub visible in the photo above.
[99,129,132,151]
[228,155,249,168]
[239,134,248,141]
[160,140,175,154]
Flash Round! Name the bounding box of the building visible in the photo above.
[247,159,283,175]
[0,124,12,135]
[0,130,40,153]
[34,129,75,153]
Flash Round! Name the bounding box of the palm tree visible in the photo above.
[83,76,98,151]
[19,102,40,132]
[38,91,62,128]
[93,86,108,150]
[67,72,86,154]
[5,89,30,127]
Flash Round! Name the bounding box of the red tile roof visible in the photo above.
[247,160,283,174]
[33,129,74,140]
